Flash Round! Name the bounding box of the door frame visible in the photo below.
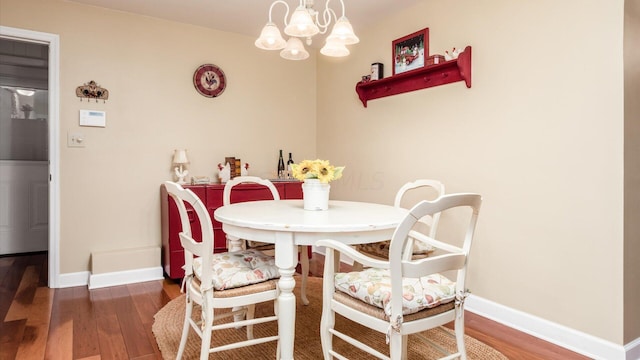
[0,26,60,288]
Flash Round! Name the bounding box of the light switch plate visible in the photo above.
[67,132,85,147]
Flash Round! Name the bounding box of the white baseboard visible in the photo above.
[88,266,164,289]
[465,294,639,360]
[624,337,640,360]
[58,270,90,288]
[58,267,165,289]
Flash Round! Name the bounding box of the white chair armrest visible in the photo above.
[408,230,463,254]
[403,252,466,278]
[316,239,390,270]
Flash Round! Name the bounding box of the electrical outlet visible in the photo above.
[67,132,85,147]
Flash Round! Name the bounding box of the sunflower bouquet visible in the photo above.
[291,159,345,183]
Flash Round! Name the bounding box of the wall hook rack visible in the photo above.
[355,46,472,107]
[76,80,109,102]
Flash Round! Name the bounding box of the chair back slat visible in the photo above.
[393,179,445,238]
[223,176,280,205]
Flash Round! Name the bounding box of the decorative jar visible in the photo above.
[302,179,330,211]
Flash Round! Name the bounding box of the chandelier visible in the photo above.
[255,0,359,60]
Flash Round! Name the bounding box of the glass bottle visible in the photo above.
[277,150,285,179]
[286,152,294,178]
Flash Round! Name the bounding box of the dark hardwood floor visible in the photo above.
[0,252,590,359]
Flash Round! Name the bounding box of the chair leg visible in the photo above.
[389,331,403,359]
[401,335,408,359]
[274,296,280,358]
[246,304,256,339]
[299,246,310,305]
[176,297,193,360]
[200,298,214,360]
[319,303,335,359]
[455,314,467,360]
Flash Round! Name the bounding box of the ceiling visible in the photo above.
[67,0,421,45]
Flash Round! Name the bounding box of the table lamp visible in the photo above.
[172,149,189,184]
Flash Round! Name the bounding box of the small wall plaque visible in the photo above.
[76,80,109,102]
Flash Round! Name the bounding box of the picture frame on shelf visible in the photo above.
[392,28,429,76]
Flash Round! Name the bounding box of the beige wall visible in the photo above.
[2,0,637,348]
[0,0,317,272]
[317,0,627,344]
[624,0,640,344]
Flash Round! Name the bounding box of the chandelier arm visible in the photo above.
[313,9,332,34]
[314,0,340,34]
[326,0,346,20]
[269,0,291,25]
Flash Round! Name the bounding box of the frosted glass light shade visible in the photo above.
[16,89,35,96]
[326,16,359,45]
[284,6,319,37]
[255,22,287,50]
[320,38,349,57]
[280,37,310,60]
[172,149,189,164]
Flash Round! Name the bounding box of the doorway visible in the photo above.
[0,39,49,255]
[0,26,60,288]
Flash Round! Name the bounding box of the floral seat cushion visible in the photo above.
[192,249,280,291]
[334,268,456,317]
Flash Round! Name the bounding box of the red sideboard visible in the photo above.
[160,181,303,279]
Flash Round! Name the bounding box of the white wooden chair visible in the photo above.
[317,193,482,360]
[353,179,445,270]
[164,181,280,360]
[223,176,311,305]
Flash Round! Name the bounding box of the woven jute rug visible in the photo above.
[152,277,507,359]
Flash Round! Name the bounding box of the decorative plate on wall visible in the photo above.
[193,64,226,97]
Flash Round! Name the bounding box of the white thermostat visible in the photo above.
[79,110,106,127]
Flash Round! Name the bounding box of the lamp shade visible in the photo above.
[320,38,350,57]
[16,89,35,96]
[284,5,319,37]
[280,37,310,60]
[255,22,287,50]
[326,16,359,45]
[172,149,189,164]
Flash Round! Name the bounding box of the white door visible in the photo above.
[0,37,49,255]
[0,160,48,254]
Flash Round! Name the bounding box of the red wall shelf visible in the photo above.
[355,46,472,107]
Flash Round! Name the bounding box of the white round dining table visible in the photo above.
[214,199,408,360]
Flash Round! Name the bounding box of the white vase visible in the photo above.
[302,179,330,211]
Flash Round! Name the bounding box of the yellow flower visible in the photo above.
[291,160,316,181]
[290,159,345,183]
